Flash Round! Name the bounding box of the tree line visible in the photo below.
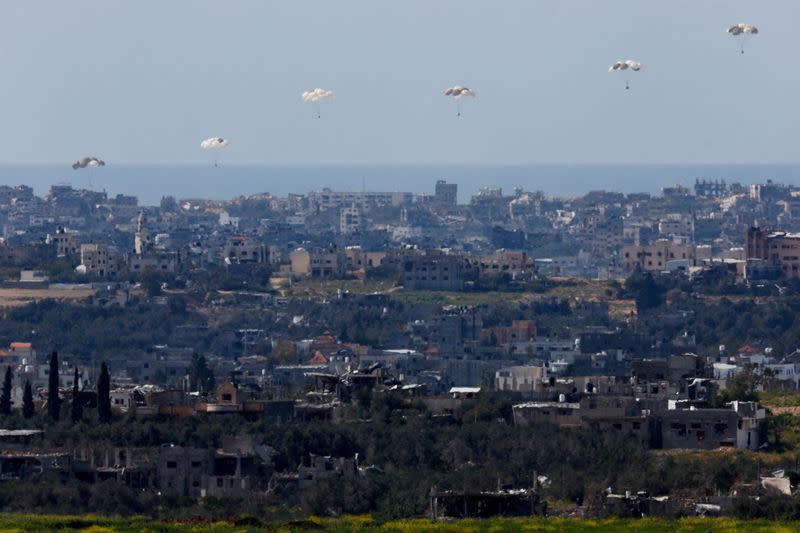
[0,352,112,424]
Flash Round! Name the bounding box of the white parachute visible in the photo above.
[200,137,230,167]
[727,23,759,55]
[72,156,105,170]
[302,88,335,118]
[608,60,643,91]
[200,137,229,149]
[72,156,106,189]
[444,86,477,117]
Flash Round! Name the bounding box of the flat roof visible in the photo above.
[0,429,43,438]
[514,402,580,409]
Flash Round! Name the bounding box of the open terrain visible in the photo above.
[0,515,797,533]
[0,286,96,308]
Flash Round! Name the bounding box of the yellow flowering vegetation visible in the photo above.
[0,514,797,533]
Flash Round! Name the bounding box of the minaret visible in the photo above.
[134,212,150,256]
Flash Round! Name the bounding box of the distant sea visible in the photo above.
[1,163,800,206]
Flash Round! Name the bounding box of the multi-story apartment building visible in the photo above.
[308,188,412,212]
[80,243,120,277]
[221,236,268,264]
[746,227,800,278]
[621,240,695,273]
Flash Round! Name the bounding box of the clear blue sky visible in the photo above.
[1,1,796,166]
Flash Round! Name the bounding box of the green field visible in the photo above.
[282,276,629,311]
[0,515,798,533]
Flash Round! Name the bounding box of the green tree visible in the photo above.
[22,380,34,419]
[190,353,214,393]
[272,340,298,364]
[628,270,664,313]
[97,362,112,423]
[722,364,765,402]
[48,351,60,421]
[71,366,82,423]
[140,267,162,297]
[0,366,12,415]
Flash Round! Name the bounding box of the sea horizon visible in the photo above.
[1,162,798,206]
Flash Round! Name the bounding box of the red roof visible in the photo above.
[308,351,328,365]
[10,342,31,350]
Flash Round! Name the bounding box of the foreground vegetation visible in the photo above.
[0,514,797,533]
[4,396,800,520]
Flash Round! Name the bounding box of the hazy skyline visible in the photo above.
[1,1,797,166]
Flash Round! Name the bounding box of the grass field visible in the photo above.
[0,286,96,308]
[760,392,800,410]
[0,515,798,533]
[286,277,625,310]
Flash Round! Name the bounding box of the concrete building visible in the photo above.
[129,212,179,274]
[308,188,412,212]
[205,436,273,497]
[339,206,362,234]
[401,252,475,291]
[297,454,357,490]
[513,396,648,436]
[621,241,695,272]
[19,270,48,284]
[746,227,800,279]
[430,307,482,349]
[513,397,766,451]
[434,180,458,207]
[289,248,311,277]
[658,214,694,240]
[221,236,267,264]
[658,401,766,451]
[129,253,179,274]
[290,246,348,279]
[694,178,727,197]
[495,365,547,393]
[157,444,209,497]
[477,250,532,279]
[46,227,79,257]
[125,348,193,384]
[482,320,537,347]
[80,243,120,277]
[344,247,386,272]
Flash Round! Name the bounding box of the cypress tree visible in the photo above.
[191,353,212,392]
[70,366,82,423]
[0,366,12,415]
[47,351,60,421]
[22,381,34,419]
[97,362,111,423]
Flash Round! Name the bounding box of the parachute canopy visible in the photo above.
[302,88,335,103]
[200,137,229,149]
[608,60,642,73]
[444,86,477,100]
[72,156,105,170]
[727,23,758,36]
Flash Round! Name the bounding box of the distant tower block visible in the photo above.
[434,180,457,207]
[694,178,726,198]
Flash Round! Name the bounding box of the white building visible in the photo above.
[713,362,742,380]
[495,366,547,393]
[339,206,362,234]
